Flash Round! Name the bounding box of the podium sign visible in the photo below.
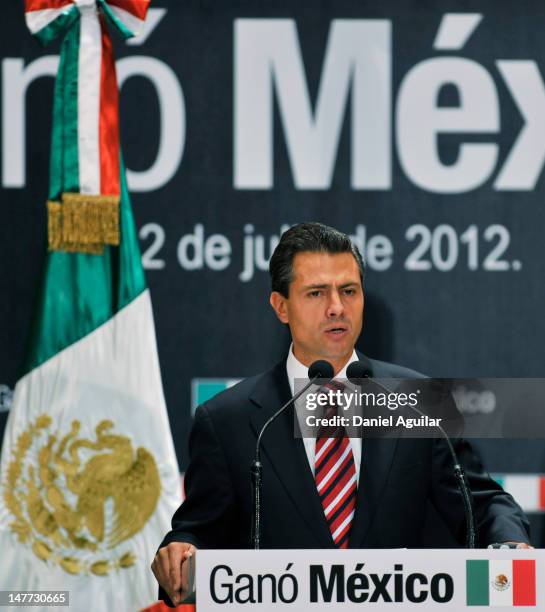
[196,548,543,610]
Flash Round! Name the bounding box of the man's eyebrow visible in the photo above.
[301,281,360,290]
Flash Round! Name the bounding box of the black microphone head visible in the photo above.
[346,360,373,384]
[308,360,334,380]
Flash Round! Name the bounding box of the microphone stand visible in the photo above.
[407,403,476,549]
[251,375,322,550]
[351,370,476,549]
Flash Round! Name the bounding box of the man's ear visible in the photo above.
[269,291,289,324]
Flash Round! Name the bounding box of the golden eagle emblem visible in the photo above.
[3,415,161,575]
[492,574,511,591]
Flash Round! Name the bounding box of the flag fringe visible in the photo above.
[47,193,120,255]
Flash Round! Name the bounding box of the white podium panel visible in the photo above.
[196,548,543,610]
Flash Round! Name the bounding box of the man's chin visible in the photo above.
[294,338,356,367]
[319,345,355,366]
[322,334,355,352]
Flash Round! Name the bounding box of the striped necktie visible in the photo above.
[314,381,357,548]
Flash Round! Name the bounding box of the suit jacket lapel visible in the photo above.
[249,362,334,548]
[344,352,399,546]
[348,435,399,547]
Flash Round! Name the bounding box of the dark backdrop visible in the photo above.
[1,0,544,544]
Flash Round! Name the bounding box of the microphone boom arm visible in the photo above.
[251,360,334,550]
[346,362,476,549]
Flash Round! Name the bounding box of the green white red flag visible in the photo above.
[0,1,180,609]
[467,559,536,606]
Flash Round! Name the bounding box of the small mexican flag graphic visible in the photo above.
[466,560,536,606]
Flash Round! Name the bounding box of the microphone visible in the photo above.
[307,360,335,380]
[250,359,334,549]
[346,359,373,381]
[346,360,476,549]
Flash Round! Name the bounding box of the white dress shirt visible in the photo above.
[286,346,362,483]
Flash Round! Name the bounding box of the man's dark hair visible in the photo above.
[269,222,365,297]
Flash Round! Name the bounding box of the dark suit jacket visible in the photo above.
[158,357,529,602]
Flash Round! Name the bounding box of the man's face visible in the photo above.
[270,251,364,372]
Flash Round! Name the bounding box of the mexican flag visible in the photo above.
[0,1,180,609]
[466,560,536,607]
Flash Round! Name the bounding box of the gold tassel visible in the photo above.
[47,201,63,251]
[47,193,120,254]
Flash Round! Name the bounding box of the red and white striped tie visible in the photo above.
[314,382,357,548]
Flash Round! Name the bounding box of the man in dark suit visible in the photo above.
[152,222,531,606]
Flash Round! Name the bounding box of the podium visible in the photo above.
[194,548,543,610]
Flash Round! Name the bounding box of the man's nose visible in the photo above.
[326,291,344,317]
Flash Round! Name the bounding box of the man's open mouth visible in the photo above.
[325,326,348,335]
